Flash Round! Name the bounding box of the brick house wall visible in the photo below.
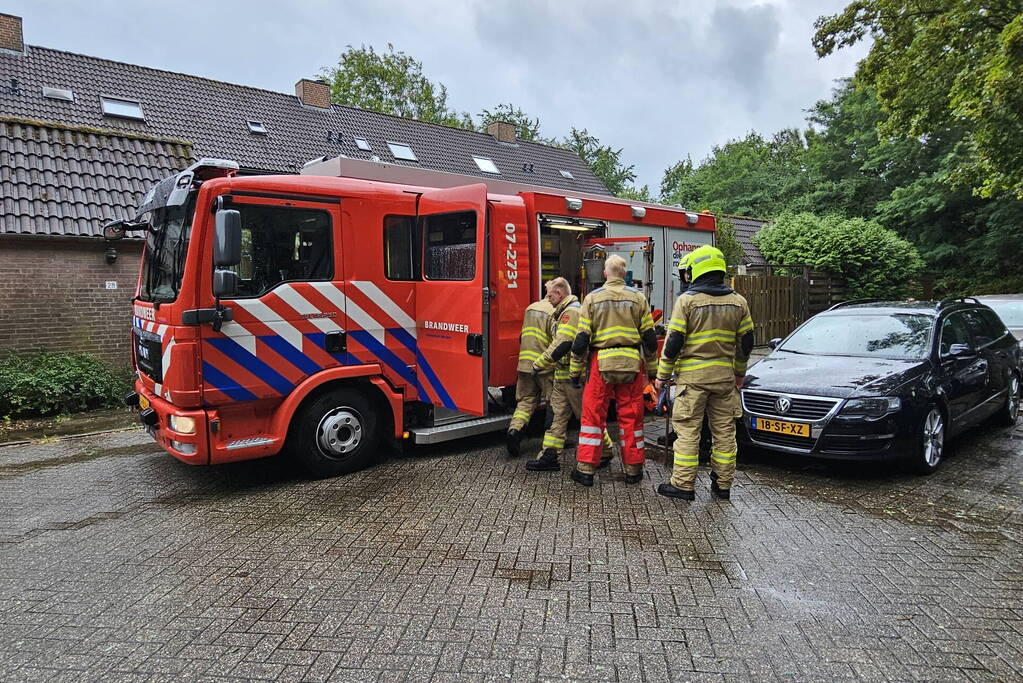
[0,236,143,367]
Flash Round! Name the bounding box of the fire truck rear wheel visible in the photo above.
[292,388,378,478]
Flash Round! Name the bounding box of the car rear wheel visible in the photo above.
[290,388,379,478]
[912,405,945,474]
[995,373,1020,427]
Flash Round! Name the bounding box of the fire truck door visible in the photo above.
[201,198,346,406]
[414,184,488,416]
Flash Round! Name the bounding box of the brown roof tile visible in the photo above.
[0,45,609,219]
[0,118,193,237]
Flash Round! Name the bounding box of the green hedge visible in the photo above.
[0,353,132,419]
[754,212,924,299]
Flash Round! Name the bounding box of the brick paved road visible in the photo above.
[1,417,1021,682]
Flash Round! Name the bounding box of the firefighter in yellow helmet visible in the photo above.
[525,277,616,472]
[655,245,754,500]
[506,288,556,457]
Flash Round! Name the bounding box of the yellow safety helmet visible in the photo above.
[688,245,727,281]
[677,251,692,277]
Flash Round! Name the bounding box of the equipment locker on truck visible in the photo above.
[106,156,715,477]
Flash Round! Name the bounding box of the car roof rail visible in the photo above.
[937,296,980,309]
[826,299,883,311]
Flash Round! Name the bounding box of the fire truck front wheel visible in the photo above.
[290,388,379,478]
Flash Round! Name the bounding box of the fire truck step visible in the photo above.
[409,414,512,445]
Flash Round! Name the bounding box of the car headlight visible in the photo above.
[841,397,901,418]
[169,415,196,434]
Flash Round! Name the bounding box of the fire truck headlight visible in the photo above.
[169,415,196,434]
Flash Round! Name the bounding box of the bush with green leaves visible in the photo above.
[0,353,131,419]
[753,212,923,299]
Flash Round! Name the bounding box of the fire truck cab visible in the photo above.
[108,157,715,477]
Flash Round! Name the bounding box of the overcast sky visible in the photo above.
[8,0,868,190]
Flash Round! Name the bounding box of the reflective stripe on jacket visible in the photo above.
[657,291,753,383]
[535,295,581,381]
[518,298,555,372]
[572,277,655,375]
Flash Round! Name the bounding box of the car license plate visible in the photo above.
[751,417,810,437]
[138,395,150,411]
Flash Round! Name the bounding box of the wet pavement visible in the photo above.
[0,416,1021,682]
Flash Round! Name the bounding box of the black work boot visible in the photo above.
[570,468,594,487]
[597,454,613,469]
[710,472,731,499]
[657,482,695,501]
[526,449,561,472]
[624,470,643,485]
[506,429,522,458]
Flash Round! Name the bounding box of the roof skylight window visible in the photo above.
[355,137,372,151]
[100,96,145,121]
[472,156,501,174]
[247,120,268,135]
[42,87,74,102]
[559,169,575,180]
[387,142,418,161]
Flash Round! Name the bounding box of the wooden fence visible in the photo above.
[730,274,807,343]
[729,267,846,344]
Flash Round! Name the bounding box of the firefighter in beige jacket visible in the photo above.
[506,292,555,457]
[526,278,615,472]
[655,245,754,500]
[568,255,658,486]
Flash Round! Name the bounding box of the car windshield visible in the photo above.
[138,197,195,303]
[983,300,1023,328]
[779,312,934,360]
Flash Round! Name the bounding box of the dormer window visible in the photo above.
[472,156,501,174]
[42,87,74,102]
[387,142,417,162]
[100,96,145,121]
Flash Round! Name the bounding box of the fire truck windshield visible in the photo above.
[138,196,195,303]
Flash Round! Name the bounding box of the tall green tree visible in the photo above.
[660,131,813,216]
[475,103,556,144]
[321,44,469,127]
[560,128,643,198]
[814,0,1023,198]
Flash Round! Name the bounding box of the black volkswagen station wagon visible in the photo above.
[740,299,1021,473]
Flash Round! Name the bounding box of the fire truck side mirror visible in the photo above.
[102,219,125,240]
[213,269,239,298]
[214,209,241,267]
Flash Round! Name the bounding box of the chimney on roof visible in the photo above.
[487,120,517,144]
[295,78,331,109]
[0,13,24,55]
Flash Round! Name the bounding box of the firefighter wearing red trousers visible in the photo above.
[506,292,555,457]
[568,255,658,486]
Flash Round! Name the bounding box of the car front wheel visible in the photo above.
[995,373,1020,427]
[912,405,945,474]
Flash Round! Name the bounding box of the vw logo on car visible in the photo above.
[775,396,791,414]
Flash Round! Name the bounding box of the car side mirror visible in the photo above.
[213,269,239,298]
[768,337,782,350]
[947,343,975,358]
[214,209,241,267]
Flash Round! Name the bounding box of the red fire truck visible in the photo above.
[106,157,715,477]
